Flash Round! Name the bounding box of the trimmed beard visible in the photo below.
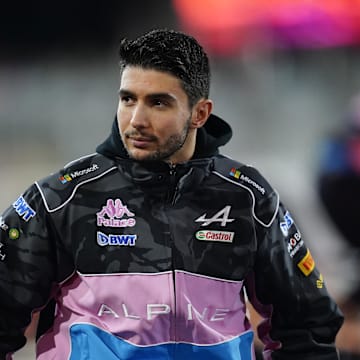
[125,116,191,162]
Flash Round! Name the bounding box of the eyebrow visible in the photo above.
[118,89,133,97]
[118,89,177,103]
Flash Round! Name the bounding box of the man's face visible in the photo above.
[117,66,193,163]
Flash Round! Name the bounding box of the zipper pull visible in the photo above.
[169,163,177,176]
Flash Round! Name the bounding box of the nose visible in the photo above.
[129,104,149,129]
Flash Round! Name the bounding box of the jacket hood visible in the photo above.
[96,113,232,160]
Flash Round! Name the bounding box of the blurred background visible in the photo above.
[1,0,360,358]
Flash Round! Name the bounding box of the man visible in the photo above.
[0,29,343,359]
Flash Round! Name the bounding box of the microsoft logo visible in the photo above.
[58,164,99,184]
[59,174,73,184]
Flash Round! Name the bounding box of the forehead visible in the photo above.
[120,66,186,97]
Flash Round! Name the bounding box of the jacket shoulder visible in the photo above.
[35,153,117,212]
[212,155,279,227]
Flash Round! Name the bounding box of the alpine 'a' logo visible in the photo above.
[195,206,235,227]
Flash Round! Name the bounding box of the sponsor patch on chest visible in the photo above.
[195,230,234,243]
[97,198,136,228]
[97,231,137,246]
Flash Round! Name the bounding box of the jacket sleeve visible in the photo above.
[245,201,344,360]
[0,184,60,358]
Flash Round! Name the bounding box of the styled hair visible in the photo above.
[118,29,210,108]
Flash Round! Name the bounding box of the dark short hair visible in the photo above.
[118,29,210,108]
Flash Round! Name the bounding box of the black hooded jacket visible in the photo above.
[0,114,343,359]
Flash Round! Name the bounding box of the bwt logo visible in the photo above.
[97,231,137,246]
[12,196,36,221]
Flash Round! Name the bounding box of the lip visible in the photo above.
[129,137,153,148]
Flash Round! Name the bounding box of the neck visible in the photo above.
[168,128,197,164]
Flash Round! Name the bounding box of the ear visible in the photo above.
[190,99,213,129]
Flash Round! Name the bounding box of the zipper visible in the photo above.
[166,163,178,350]
[167,163,178,205]
[172,266,177,355]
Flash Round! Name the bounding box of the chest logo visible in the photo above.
[195,205,234,227]
[97,231,137,247]
[196,230,234,243]
[97,199,136,228]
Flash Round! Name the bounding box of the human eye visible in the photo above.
[120,95,135,105]
[151,96,172,108]
[153,99,167,107]
[118,89,136,105]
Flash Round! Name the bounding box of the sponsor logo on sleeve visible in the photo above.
[229,167,266,195]
[287,231,304,258]
[280,211,294,237]
[97,199,136,228]
[59,174,73,184]
[229,168,241,179]
[12,196,36,221]
[8,228,20,240]
[195,230,234,243]
[0,216,9,232]
[297,249,315,276]
[59,164,99,183]
[0,217,8,261]
[316,274,324,289]
[0,242,5,261]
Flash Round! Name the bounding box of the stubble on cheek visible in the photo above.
[119,116,191,162]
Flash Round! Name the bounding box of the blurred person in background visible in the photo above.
[0,28,343,360]
[318,93,360,358]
